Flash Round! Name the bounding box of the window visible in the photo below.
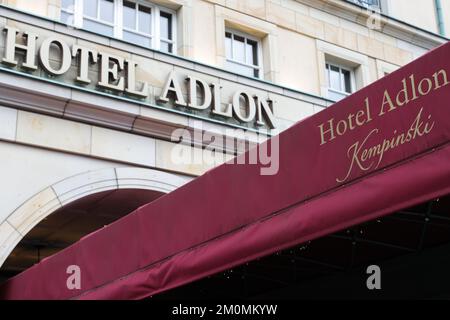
[122,1,153,48]
[347,0,381,10]
[159,11,174,53]
[318,41,368,101]
[60,0,76,25]
[325,63,355,101]
[61,0,176,53]
[225,30,262,78]
[121,1,175,52]
[83,0,115,37]
[376,59,399,80]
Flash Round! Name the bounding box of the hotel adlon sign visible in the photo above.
[1,26,276,129]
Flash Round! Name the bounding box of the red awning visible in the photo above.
[1,42,449,300]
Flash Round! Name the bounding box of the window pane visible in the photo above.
[99,0,114,23]
[138,5,152,34]
[62,0,75,10]
[83,0,97,17]
[225,33,232,59]
[84,20,113,37]
[329,65,341,91]
[123,31,151,47]
[353,0,380,8]
[328,89,347,101]
[160,41,173,53]
[123,1,136,29]
[246,39,258,66]
[160,12,172,40]
[342,69,352,93]
[61,11,74,24]
[225,60,255,77]
[232,35,245,63]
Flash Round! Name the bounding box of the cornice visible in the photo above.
[298,0,447,49]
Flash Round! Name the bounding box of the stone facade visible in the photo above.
[0,0,448,268]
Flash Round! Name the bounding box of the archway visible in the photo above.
[0,167,190,280]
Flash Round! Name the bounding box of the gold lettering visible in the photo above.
[336,120,347,136]
[418,78,433,96]
[379,90,396,116]
[395,78,410,106]
[347,113,356,130]
[336,108,434,184]
[409,74,419,101]
[355,110,365,126]
[424,114,435,133]
[433,69,449,89]
[336,129,378,183]
[318,118,335,146]
[365,97,372,122]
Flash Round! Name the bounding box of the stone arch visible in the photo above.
[0,167,190,268]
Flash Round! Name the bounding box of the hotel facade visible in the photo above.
[0,0,449,298]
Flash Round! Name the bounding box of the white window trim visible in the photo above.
[348,0,381,10]
[225,28,264,79]
[158,9,177,52]
[376,60,399,79]
[316,40,370,102]
[60,1,75,16]
[325,62,356,99]
[64,0,177,54]
[84,0,115,27]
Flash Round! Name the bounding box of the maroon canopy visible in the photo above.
[1,42,449,300]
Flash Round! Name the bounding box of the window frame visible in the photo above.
[347,0,381,10]
[62,0,177,54]
[60,0,79,26]
[121,1,153,36]
[83,0,116,26]
[325,62,356,101]
[224,28,263,79]
[60,0,75,16]
[82,0,116,37]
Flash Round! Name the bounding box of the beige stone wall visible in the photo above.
[191,0,217,65]
[1,0,61,19]
[0,107,232,177]
[440,0,450,37]
[0,7,322,136]
[386,0,438,34]
[2,0,445,97]
[195,0,431,95]
[277,27,320,95]
[0,141,191,266]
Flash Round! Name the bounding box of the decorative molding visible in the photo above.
[0,167,191,268]
[0,71,262,155]
[298,0,447,49]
